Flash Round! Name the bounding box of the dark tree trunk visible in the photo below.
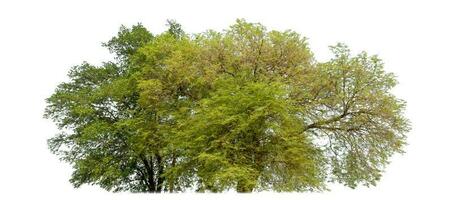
[142,156,156,192]
[156,154,165,192]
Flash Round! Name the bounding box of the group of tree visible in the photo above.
[44,19,410,193]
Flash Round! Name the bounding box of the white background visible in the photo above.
[1,0,452,199]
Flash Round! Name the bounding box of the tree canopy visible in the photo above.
[44,19,410,193]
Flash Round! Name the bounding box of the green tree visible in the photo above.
[45,19,410,193]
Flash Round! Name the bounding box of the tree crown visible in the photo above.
[45,19,410,193]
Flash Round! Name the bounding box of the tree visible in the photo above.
[44,19,410,193]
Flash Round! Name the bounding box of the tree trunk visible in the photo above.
[156,154,165,192]
[142,156,155,192]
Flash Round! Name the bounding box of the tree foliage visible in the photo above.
[45,19,410,193]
